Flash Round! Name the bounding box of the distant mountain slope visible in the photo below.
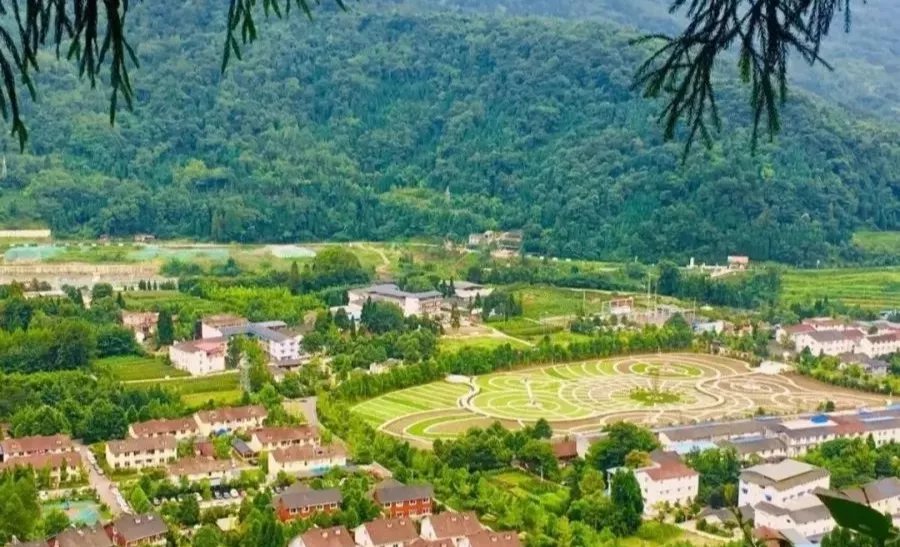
[388,0,900,121]
[0,1,896,265]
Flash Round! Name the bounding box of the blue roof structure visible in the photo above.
[670,440,718,455]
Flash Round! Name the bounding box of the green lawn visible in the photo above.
[439,336,530,353]
[781,267,900,310]
[352,382,470,427]
[137,372,243,408]
[853,231,900,255]
[517,286,613,319]
[94,355,188,382]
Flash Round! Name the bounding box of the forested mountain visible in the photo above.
[401,0,900,121]
[0,0,897,264]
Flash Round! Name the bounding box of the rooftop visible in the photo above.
[252,425,320,445]
[842,477,900,505]
[111,512,168,542]
[106,435,177,455]
[130,417,198,437]
[55,524,114,547]
[361,518,418,545]
[464,530,523,547]
[270,442,346,463]
[740,460,828,489]
[195,405,267,425]
[373,479,435,504]
[296,526,355,547]
[168,457,236,477]
[0,433,73,455]
[356,283,443,300]
[274,484,342,510]
[172,337,227,354]
[640,451,699,481]
[0,451,82,472]
[425,511,484,539]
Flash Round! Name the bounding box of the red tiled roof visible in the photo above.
[363,518,418,545]
[0,451,82,472]
[426,511,483,539]
[642,451,699,481]
[551,439,578,460]
[297,526,355,547]
[252,425,319,445]
[270,442,346,463]
[195,405,267,425]
[0,434,73,455]
[130,417,198,437]
[464,531,523,547]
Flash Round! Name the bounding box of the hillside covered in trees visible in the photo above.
[0,0,897,264]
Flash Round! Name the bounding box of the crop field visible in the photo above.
[132,372,243,408]
[781,267,900,310]
[94,355,188,382]
[355,353,888,447]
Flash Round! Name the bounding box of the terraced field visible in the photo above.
[781,267,900,310]
[354,353,888,447]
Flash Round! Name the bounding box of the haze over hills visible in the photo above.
[0,0,896,265]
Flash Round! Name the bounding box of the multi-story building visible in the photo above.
[753,496,835,541]
[348,284,443,317]
[201,315,307,363]
[288,525,355,547]
[247,425,320,453]
[0,452,83,486]
[658,420,769,451]
[194,405,268,436]
[420,512,484,545]
[372,479,435,519]
[168,338,227,376]
[626,451,699,515]
[200,314,249,339]
[106,513,168,546]
[129,417,200,440]
[105,436,177,471]
[738,460,830,509]
[267,443,347,480]
[841,477,900,518]
[861,332,900,357]
[167,457,242,486]
[273,484,342,522]
[0,434,74,461]
[354,517,419,547]
[793,329,865,356]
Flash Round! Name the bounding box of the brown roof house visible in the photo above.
[105,436,177,471]
[129,417,199,441]
[460,531,522,547]
[194,405,267,436]
[0,452,83,487]
[289,525,355,547]
[107,512,168,546]
[420,512,484,544]
[248,425,320,453]
[354,517,418,547]
[54,524,115,547]
[372,479,434,519]
[267,443,347,481]
[0,434,74,461]
[274,484,342,522]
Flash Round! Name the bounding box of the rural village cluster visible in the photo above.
[1,235,899,547]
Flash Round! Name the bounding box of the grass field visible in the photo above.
[439,336,530,353]
[132,372,243,408]
[516,286,613,319]
[352,381,470,428]
[781,267,900,310]
[853,231,900,255]
[94,355,188,382]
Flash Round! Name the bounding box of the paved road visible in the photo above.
[75,443,128,515]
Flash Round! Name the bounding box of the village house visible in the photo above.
[167,457,242,486]
[0,434,74,461]
[200,314,250,339]
[105,436,177,471]
[625,451,699,516]
[54,524,114,547]
[354,517,419,547]
[129,417,199,440]
[168,338,227,376]
[738,460,830,509]
[420,512,484,544]
[348,284,443,317]
[607,297,634,317]
[214,319,308,363]
[460,531,522,547]
[719,437,787,462]
[792,329,865,356]
[452,281,493,300]
[841,477,900,518]
[727,256,750,270]
[273,483,342,522]
[194,405,268,436]
[753,495,835,543]
[120,311,159,344]
[838,352,890,376]
[247,425,320,453]
[861,332,900,357]
[0,452,83,486]
[106,512,168,546]
[550,438,580,465]
[288,525,355,547]
[267,443,347,480]
[372,479,435,519]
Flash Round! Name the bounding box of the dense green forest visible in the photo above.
[0,0,897,264]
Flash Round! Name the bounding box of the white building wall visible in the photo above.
[738,474,830,508]
[168,345,225,376]
[635,472,699,515]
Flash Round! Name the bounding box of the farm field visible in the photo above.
[781,267,900,310]
[853,231,900,255]
[354,353,888,447]
[94,355,188,382]
[439,335,531,353]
